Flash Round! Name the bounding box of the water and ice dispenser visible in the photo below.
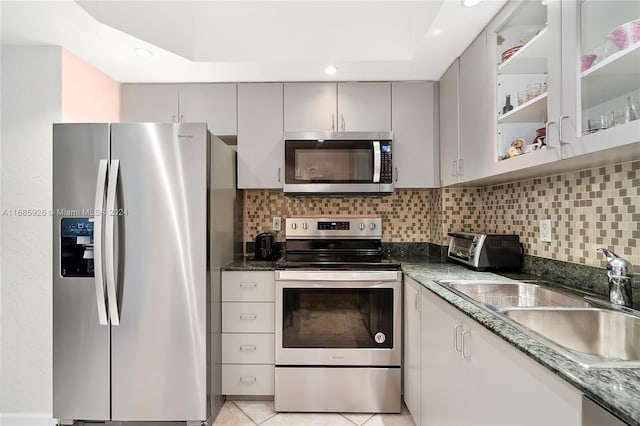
[60,218,94,277]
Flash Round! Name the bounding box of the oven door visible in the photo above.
[283,132,393,194]
[275,270,401,366]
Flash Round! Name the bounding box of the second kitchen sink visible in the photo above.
[439,280,590,309]
[502,308,640,366]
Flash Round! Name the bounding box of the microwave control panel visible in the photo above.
[380,142,392,183]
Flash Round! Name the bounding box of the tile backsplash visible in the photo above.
[244,160,639,269]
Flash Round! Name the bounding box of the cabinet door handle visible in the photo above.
[180,114,184,123]
[240,282,257,288]
[454,324,463,352]
[462,330,472,360]
[240,376,257,383]
[545,120,557,148]
[458,158,464,176]
[332,114,335,132]
[240,345,257,352]
[172,115,176,123]
[277,167,281,183]
[452,160,458,177]
[559,115,571,145]
[395,167,398,183]
[341,114,345,132]
[414,293,419,311]
[240,314,257,320]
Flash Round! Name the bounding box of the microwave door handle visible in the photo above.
[372,141,381,183]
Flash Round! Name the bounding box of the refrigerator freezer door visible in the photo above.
[53,124,110,421]
[109,123,207,421]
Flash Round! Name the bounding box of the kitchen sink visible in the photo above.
[502,308,640,366]
[439,280,590,309]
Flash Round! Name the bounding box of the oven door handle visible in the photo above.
[276,270,400,282]
[372,141,381,183]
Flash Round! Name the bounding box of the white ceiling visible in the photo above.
[0,0,507,83]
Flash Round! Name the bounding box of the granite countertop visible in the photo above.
[401,259,640,426]
[222,258,279,271]
[222,257,640,424]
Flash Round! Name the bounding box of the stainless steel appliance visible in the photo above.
[275,216,402,413]
[447,232,521,271]
[53,123,237,424]
[254,231,278,260]
[283,132,393,194]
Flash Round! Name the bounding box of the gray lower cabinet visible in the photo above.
[221,271,275,396]
[404,275,583,425]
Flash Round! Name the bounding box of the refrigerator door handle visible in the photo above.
[93,159,109,326]
[105,159,121,326]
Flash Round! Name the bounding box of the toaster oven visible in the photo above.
[447,232,521,271]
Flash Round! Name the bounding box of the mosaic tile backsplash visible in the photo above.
[245,160,640,270]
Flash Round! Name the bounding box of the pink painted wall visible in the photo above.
[62,49,120,122]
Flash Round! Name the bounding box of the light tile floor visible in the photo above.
[212,400,416,426]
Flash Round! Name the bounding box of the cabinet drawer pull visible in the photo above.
[240,345,257,352]
[454,324,463,352]
[240,376,257,384]
[462,330,472,360]
[240,282,257,288]
[240,314,257,320]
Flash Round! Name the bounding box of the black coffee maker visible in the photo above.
[254,232,279,260]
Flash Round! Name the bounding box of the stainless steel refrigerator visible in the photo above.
[53,123,237,424]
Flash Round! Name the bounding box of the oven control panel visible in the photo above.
[286,217,382,239]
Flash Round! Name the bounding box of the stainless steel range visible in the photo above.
[274,216,402,413]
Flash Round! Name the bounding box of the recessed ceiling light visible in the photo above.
[462,0,483,7]
[134,48,153,58]
[324,65,338,75]
[431,29,443,36]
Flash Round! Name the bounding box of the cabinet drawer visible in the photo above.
[222,302,275,333]
[222,271,275,302]
[222,333,275,364]
[222,364,274,396]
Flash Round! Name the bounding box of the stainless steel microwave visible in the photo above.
[283,131,393,195]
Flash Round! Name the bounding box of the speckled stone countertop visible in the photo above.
[401,258,640,426]
[221,257,640,424]
[222,258,278,271]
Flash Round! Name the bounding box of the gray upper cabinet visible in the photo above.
[439,60,461,187]
[458,30,494,183]
[283,83,337,132]
[178,84,237,135]
[237,83,284,189]
[337,82,391,132]
[121,84,179,123]
[391,81,439,188]
[283,82,391,132]
[120,83,237,135]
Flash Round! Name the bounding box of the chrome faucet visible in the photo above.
[597,248,634,307]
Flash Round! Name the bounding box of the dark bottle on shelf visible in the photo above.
[503,95,514,114]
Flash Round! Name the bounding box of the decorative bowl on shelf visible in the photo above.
[609,19,640,51]
[502,45,523,63]
[581,54,597,72]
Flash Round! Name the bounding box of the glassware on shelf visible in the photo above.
[626,96,638,122]
[527,83,543,101]
[517,91,527,106]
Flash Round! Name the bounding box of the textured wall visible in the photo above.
[245,160,640,270]
[1,46,62,419]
